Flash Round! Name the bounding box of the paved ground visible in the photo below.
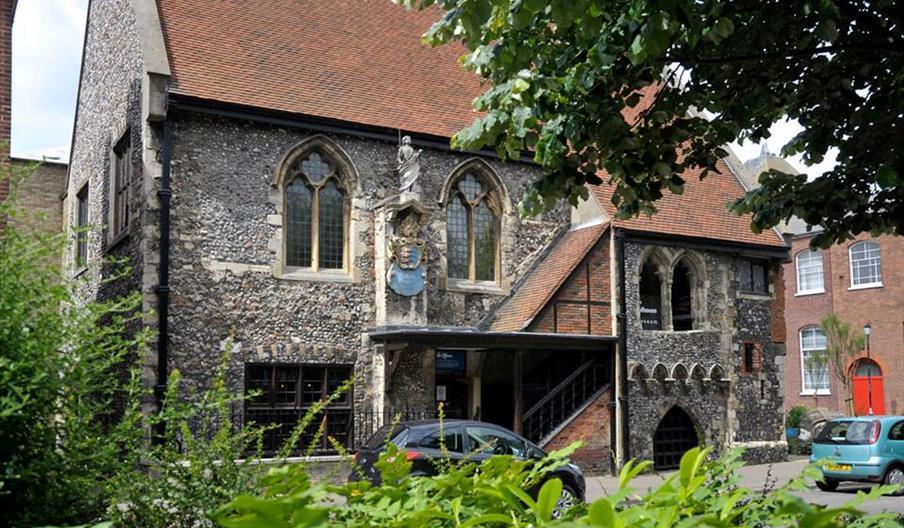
[585,457,904,515]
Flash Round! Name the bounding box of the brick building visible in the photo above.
[746,151,904,417]
[66,0,789,473]
[1,0,14,226]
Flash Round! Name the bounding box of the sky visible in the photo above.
[10,0,836,177]
[11,0,89,162]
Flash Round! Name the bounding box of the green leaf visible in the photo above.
[535,477,563,522]
[586,498,617,527]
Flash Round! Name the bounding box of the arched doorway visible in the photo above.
[653,406,699,470]
[850,359,885,415]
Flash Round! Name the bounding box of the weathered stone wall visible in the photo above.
[623,241,785,464]
[165,111,567,414]
[65,0,146,308]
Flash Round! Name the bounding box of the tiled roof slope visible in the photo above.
[155,0,481,138]
[490,223,607,332]
[589,158,786,247]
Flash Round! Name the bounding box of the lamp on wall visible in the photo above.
[862,323,873,415]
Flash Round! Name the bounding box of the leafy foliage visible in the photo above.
[821,312,866,413]
[786,404,809,428]
[0,158,149,526]
[214,443,900,528]
[395,0,903,247]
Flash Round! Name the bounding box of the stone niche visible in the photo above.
[375,195,430,326]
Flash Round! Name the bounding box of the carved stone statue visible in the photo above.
[397,135,422,193]
[387,211,427,296]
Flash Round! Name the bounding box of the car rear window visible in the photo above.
[365,425,409,450]
[814,420,874,445]
[418,427,462,452]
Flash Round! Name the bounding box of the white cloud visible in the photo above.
[11,0,89,160]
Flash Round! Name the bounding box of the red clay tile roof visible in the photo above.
[156,0,482,138]
[589,159,787,248]
[490,223,608,332]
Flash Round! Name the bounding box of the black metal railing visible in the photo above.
[523,359,610,444]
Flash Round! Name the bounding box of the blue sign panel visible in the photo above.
[435,350,466,375]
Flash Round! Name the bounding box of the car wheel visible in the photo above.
[816,478,839,492]
[551,484,579,519]
[884,466,904,496]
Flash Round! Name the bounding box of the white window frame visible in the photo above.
[848,241,882,289]
[799,326,830,395]
[795,249,824,295]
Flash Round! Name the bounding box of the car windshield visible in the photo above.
[364,425,409,450]
[814,420,874,445]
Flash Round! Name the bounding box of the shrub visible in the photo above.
[786,404,808,428]
[213,443,900,528]
[0,158,150,526]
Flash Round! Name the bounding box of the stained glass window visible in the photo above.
[283,151,347,271]
[445,171,500,283]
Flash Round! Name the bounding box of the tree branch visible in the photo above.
[667,42,903,65]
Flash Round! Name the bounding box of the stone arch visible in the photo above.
[637,247,669,330]
[271,134,360,193]
[709,364,725,382]
[630,362,649,381]
[651,362,669,381]
[671,362,689,382]
[690,363,706,382]
[438,157,512,215]
[669,250,706,331]
[652,405,701,470]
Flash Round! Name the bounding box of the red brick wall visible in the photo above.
[783,233,903,415]
[543,388,611,474]
[529,237,612,335]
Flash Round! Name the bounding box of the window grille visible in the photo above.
[244,363,353,454]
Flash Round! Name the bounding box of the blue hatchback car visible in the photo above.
[810,416,904,495]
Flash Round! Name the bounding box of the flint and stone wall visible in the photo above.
[623,241,786,464]
[165,111,567,414]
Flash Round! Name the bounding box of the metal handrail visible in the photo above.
[523,358,599,420]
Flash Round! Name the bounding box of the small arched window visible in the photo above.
[284,151,347,271]
[796,249,824,294]
[639,261,662,330]
[849,241,882,288]
[671,261,694,331]
[446,172,502,283]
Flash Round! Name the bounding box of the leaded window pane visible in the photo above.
[796,250,824,293]
[318,180,345,270]
[300,152,331,183]
[447,195,469,279]
[457,173,483,201]
[285,179,313,267]
[474,201,496,281]
[850,241,881,286]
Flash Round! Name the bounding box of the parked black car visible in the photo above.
[350,419,585,513]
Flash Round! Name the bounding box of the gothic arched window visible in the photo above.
[671,260,694,331]
[446,172,502,283]
[639,261,662,330]
[284,151,348,271]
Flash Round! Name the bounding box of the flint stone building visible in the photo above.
[65,0,789,472]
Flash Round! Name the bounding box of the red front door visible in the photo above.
[852,376,885,415]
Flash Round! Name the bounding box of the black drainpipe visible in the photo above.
[153,117,173,443]
[616,228,630,463]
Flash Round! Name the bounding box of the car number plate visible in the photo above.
[823,464,851,472]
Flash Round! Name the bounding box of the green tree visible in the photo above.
[821,313,865,414]
[396,0,903,247]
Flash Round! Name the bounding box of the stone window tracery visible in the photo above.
[283,151,348,271]
[445,172,501,284]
